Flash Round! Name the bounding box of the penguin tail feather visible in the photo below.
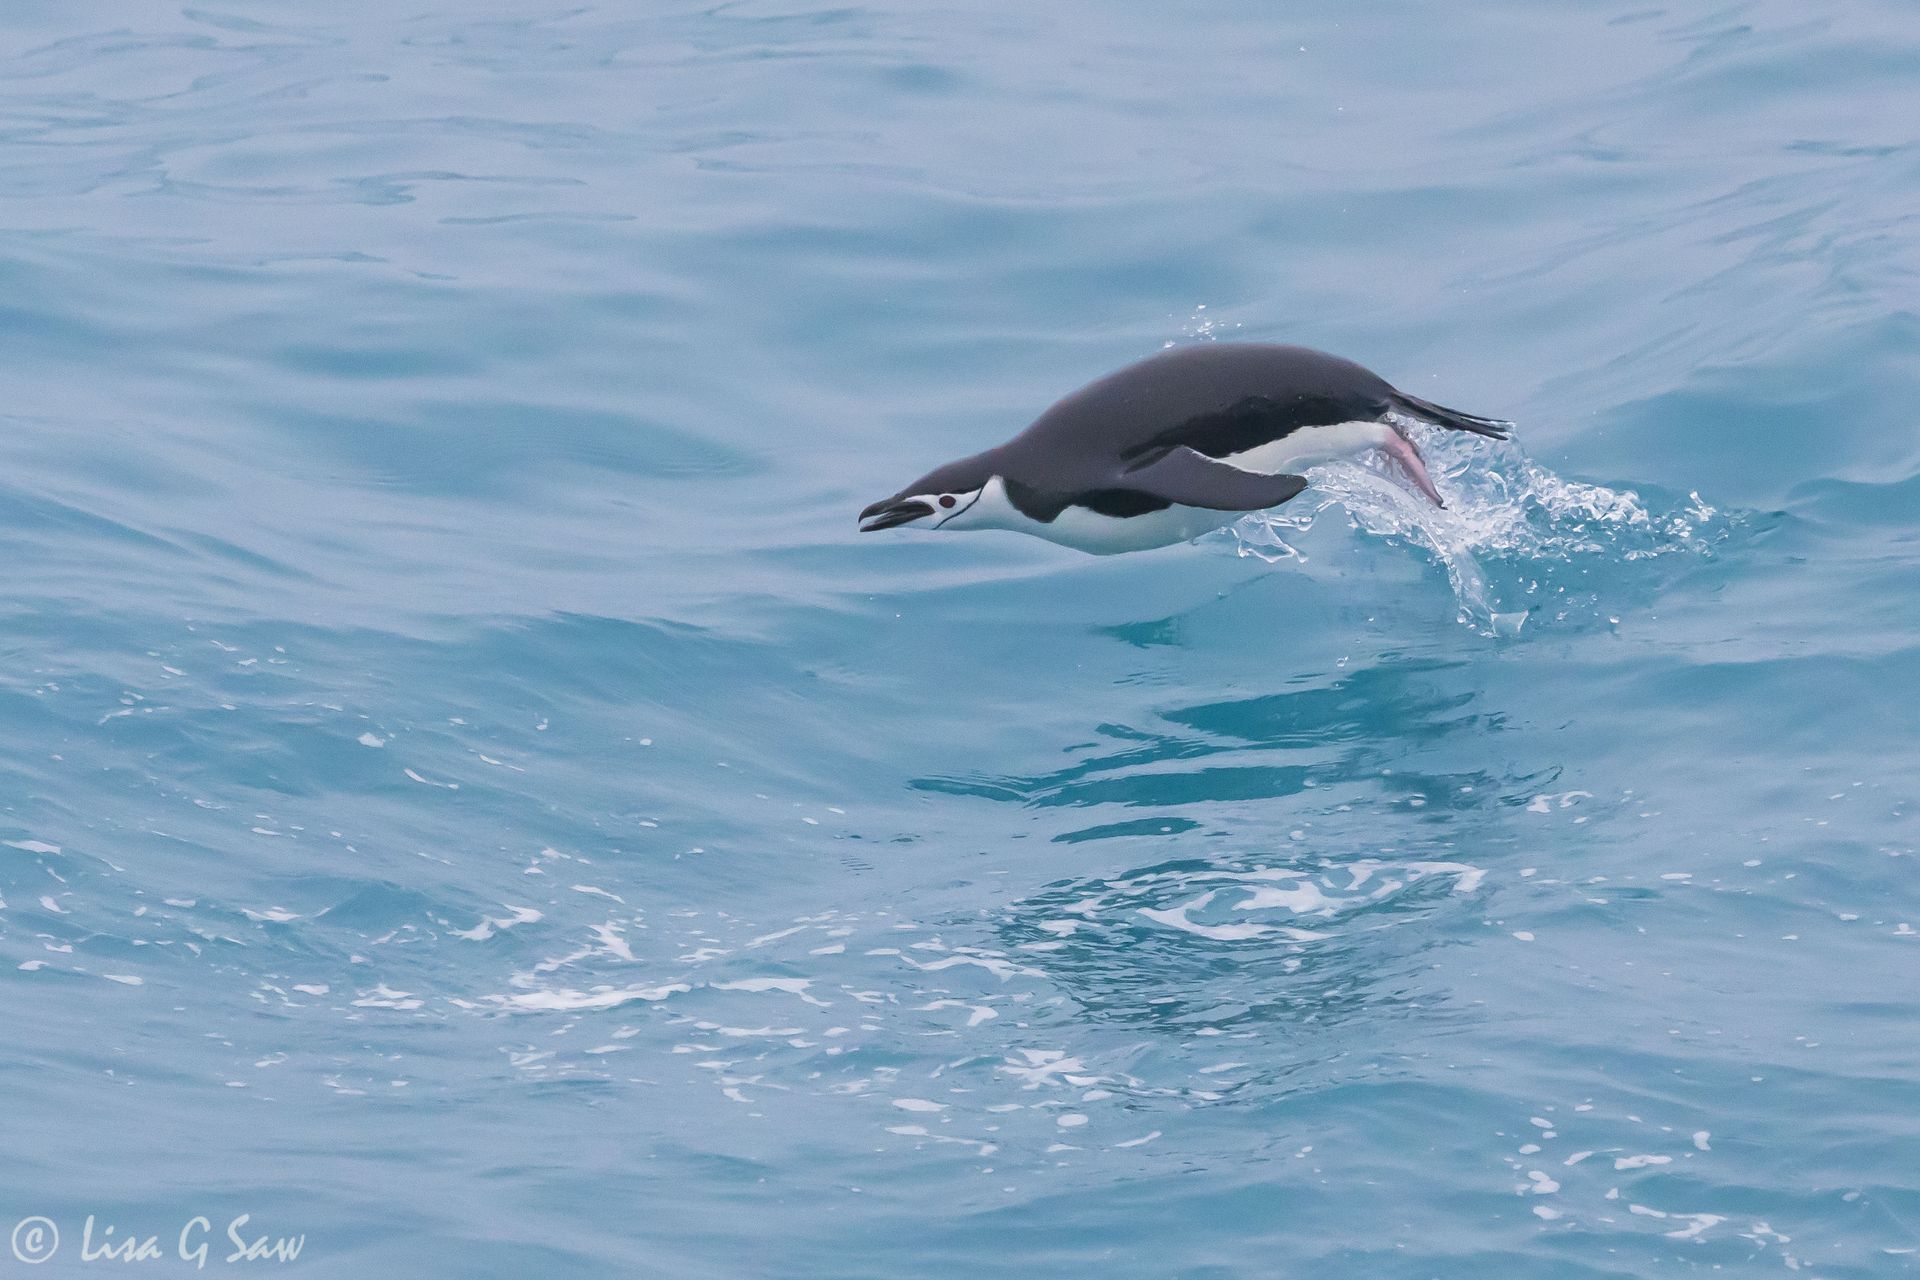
[1389,392,1514,440]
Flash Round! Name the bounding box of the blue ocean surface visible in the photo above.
[3,1,1917,1275]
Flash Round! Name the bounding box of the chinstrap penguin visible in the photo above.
[859,342,1512,555]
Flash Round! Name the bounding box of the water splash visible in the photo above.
[1227,420,1727,633]
[1163,303,1242,346]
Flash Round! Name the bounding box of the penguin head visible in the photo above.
[859,453,996,534]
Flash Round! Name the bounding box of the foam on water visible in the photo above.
[1228,420,1729,633]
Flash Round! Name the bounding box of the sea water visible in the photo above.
[3,1,1917,1276]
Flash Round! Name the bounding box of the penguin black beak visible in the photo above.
[859,497,935,532]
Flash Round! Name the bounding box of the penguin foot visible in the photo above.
[1381,431,1446,509]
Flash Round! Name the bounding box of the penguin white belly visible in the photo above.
[1031,421,1394,553]
[1027,502,1241,555]
[951,423,1390,555]
[1221,419,1396,473]
[947,476,1233,554]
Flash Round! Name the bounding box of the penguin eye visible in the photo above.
[938,495,957,508]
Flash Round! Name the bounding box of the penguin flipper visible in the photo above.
[1120,447,1308,512]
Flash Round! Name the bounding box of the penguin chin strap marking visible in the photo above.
[932,488,984,528]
